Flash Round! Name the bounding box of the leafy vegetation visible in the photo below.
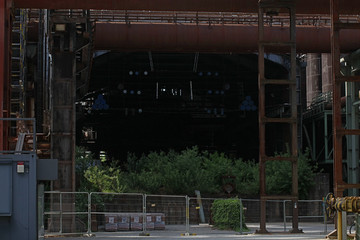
[211,198,247,231]
[76,146,318,199]
[76,146,127,193]
[265,148,317,199]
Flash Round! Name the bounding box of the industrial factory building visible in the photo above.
[1,0,360,239]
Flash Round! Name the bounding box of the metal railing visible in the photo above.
[90,10,360,27]
[26,9,360,28]
[0,118,36,154]
[40,191,328,237]
[284,200,327,233]
[43,191,89,234]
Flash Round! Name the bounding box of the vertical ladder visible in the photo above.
[10,9,27,136]
[257,0,301,233]
[330,0,360,199]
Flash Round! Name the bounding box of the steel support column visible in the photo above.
[0,0,11,150]
[330,0,360,200]
[257,0,301,234]
[331,0,343,199]
[345,72,359,197]
[330,4,360,238]
[0,0,6,150]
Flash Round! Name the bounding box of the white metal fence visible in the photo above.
[39,191,328,237]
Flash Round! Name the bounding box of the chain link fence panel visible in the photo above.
[41,192,328,236]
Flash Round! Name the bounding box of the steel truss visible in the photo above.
[257,0,301,233]
[330,0,360,198]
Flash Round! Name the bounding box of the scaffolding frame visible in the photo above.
[257,0,301,233]
[330,0,360,198]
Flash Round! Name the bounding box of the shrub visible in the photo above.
[211,198,247,231]
[127,147,213,195]
[77,146,317,199]
[265,149,317,199]
[202,152,234,193]
[76,146,127,193]
[84,165,126,193]
[233,159,259,196]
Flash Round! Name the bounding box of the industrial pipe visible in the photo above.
[94,22,360,53]
[14,0,360,15]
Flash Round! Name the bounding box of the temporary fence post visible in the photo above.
[87,192,91,235]
[142,194,147,235]
[186,196,190,236]
[355,213,360,240]
[283,200,287,232]
[322,199,327,233]
[60,192,63,234]
[41,192,44,239]
[239,198,243,234]
[38,184,45,239]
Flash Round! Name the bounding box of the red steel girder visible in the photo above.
[13,0,360,15]
[93,22,360,53]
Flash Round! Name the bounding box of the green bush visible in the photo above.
[84,165,126,193]
[265,149,317,199]
[233,159,259,196]
[75,146,127,193]
[202,153,259,196]
[126,148,261,196]
[127,147,213,195]
[76,146,317,199]
[202,152,234,193]
[211,198,247,231]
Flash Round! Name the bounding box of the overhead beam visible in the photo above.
[13,0,360,15]
[93,23,360,53]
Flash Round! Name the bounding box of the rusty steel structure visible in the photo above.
[0,0,360,235]
[257,0,300,233]
[0,0,11,150]
[330,0,360,198]
[92,22,360,53]
[25,9,360,53]
[12,0,360,15]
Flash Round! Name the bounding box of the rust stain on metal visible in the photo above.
[93,22,360,53]
[13,0,360,15]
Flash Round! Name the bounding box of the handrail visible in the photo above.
[26,9,360,27]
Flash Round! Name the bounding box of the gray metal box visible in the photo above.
[0,154,37,240]
[0,162,12,216]
[37,158,58,180]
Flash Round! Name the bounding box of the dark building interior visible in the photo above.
[3,2,360,237]
[77,52,289,161]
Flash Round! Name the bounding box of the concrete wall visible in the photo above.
[321,53,332,93]
[306,54,321,107]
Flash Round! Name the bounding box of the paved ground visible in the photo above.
[44,222,335,240]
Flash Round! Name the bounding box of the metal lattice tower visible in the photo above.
[10,9,27,136]
[330,0,360,198]
[257,0,301,233]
